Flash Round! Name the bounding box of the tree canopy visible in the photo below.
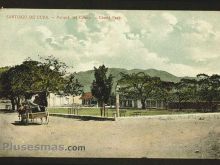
[118,72,161,109]
[91,65,113,116]
[63,73,84,97]
[0,56,77,110]
[117,71,220,111]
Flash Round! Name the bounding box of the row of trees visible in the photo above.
[90,65,220,116]
[117,72,220,111]
[1,59,219,114]
[0,56,83,110]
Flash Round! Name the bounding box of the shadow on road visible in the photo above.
[77,118,114,122]
[77,118,102,121]
[0,109,17,113]
[11,121,42,126]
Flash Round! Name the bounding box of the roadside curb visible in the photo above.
[116,112,220,120]
[49,113,115,121]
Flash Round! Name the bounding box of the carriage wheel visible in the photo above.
[25,118,29,125]
[25,113,29,125]
[45,115,49,124]
[20,116,24,124]
[46,111,49,124]
[19,115,22,123]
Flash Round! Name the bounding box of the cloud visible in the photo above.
[187,47,219,62]
[146,12,178,38]
[193,20,214,34]
[181,19,216,43]
[35,26,52,38]
[1,10,220,77]
[162,12,178,25]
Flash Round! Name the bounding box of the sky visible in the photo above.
[0,9,220,77]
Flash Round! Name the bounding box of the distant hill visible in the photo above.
[74,68,195,92]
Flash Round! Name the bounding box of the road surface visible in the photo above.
[0,111,220,158]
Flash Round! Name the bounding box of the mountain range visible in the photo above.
[74,68,195,92]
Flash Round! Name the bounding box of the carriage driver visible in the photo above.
[25,98,41,112]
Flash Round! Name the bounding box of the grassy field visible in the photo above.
[48,107,197,117]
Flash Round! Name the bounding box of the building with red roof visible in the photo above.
[80,92,97,106]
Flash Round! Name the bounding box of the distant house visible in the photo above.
[0,93,165,109]
[119,99,166,109]
[47,93,82,107]
[79,92,166,109]
[0,99,11,110]
[80,92,97,106]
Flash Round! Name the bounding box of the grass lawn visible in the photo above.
[48,107,197,117]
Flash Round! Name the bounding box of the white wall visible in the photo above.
[72,95,82,105]
[0,100,11,110]
[137,100,142,108]
[131,100,142,108]
[47,93,82,107]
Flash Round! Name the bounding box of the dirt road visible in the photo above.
[0,112,220,158]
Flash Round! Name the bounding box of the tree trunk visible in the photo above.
[178,100,182,111]
[100,107,102,117]
[72,96,75,114]
[141,99,146,109]
[15,96,21,111]
[165,102,168,110]
[177,95,181,111]
[10,96,15,111]
[102,102,105,117]
[98,101,102,116]
[209,100,214,112]
[164,98,168,110]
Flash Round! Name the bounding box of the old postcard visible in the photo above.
[0,8,220,159]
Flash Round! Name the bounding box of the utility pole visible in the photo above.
[116,85,120,117]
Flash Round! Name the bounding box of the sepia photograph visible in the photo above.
[0,8,220,159]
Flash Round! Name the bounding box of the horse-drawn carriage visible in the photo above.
[18,102,49,125]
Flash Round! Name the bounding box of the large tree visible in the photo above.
[91,65,113,117]
[0,61,41,110]
[0,68,17,110]
[197,73,220,111]
[153,81,175,109]
[173,78,198,111]
[118,72,161,109]
[0,56,68,110]
[63,73,84,102]
[34,56,68,106]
